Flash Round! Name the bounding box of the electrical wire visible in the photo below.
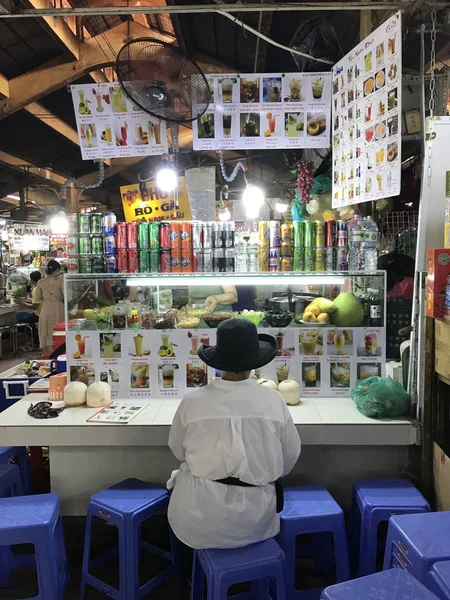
[60,160,106,200]
[217,10,333,65]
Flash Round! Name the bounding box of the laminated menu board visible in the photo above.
[66,325,385,399]
[70,83,168,160]
[193,73,332,151]
[332,12,402,208]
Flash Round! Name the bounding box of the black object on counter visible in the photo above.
[28,402,64,419]
[264,311,294,328]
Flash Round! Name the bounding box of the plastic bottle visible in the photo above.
[367,288,383,326]
[347,215,364,271]
[363,216,379,273]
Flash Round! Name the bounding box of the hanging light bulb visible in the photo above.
[50,210,69,234]
[242,181,265,219]
[218,203,231,221]
[275,198,289,213]
[156,167,177,193]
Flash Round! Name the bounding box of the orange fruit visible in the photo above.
[73,351,81,359]
[75,334,81,341]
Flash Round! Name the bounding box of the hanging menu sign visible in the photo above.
[70,83,168,161]
[193,72,332,151]
[332,12,402,208]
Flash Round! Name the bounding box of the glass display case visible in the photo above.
[64,271,387,399]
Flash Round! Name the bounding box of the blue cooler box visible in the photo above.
[0,361,51,412]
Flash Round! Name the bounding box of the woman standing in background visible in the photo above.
[34,260,64,354]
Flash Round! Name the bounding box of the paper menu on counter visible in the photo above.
[87,402,148,424]
[332,12,402,208]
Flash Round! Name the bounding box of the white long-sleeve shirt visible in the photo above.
[167,377,301,549]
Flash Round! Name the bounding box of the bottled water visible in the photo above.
[347,216,364,271]
[363,216,379,273]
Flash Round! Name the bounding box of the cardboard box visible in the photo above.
[427,249,450,319]
[434,442,450,511]
[435,319,450,381]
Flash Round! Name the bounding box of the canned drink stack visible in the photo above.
[181,250,192,272]
[90,213,102,234]
[91,236,103,255]
[67,257,79,273]
[269,221,281,248]
[149,249,160,272]
[117,250,128,273]
[170,250,182,273]
[325,220,336,248]
[325,247,336,272]
[169,222,181,250]
[149,222,160,248]
[180,222,191,249]
[102,212,117,235]
[225,222,235,248]
[127,222,138,249]
[192,248,203,272]
[116,223,127,249]
[212,222,222,248]
[337,220,347,246]
[314,221,325,248]
[304,247,314,272]
[293,221,304,248]
[191,222,202,248]
[202,249,213,273]
[160,250,171,273]
[103,235,116,255]
[314,247,325,272]
[68,215,78,234]
[128,249,139,273]
[79,235,91,255]
[138,222,149,249]
[78,214,90,234]
[202,222,213,248]
[105,255,118,273]
[66,236,79,256]
[293,247,304,271]
[259,247,270,272]
[304,221,314,247]
[79,256,92,274]
[258,221,270,248]
[139,249,150,273]
[92,256,105,273]
[160,222,171,250]
[269,248,280,272]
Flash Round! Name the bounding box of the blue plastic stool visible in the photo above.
[321,568,439,600]
[0,493,68,598]
[0,463,22,497]
[190,538,288,600]
[351,479,430,576]
[80,478,181,599]
[427,561,450,600]
[383,512,450,583]
[0,446,32,494]
[278,486,351,600]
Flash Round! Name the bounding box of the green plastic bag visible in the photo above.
[351,376,411,419]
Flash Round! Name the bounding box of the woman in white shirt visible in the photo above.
[167,318,301,550]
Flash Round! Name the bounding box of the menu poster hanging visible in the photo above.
[66,325,385,400]
[331,12,402,209]
[70,83,168,161]
[193,72,332,151]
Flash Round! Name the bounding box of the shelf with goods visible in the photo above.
[64,270,387,400]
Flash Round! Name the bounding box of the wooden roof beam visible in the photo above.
[23,102,80,146]
[24,0,80,59]
[0,21,173,118]
[0,150,67,185]
[0,72,8,98]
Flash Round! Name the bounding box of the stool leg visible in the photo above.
[190,551,206,600]
[126,521,140,600]
[312,532,334,572]
[79,507,94,600]
[333,522,351,582]
[0,546,11,588]
[35,528,64,600]
[277,531,296,593]
[169,527,183,589]
[358,518,377,576]
[252,577,269,598]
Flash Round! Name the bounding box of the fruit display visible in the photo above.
[331,292,364,327]
[150,311,177,330]
[232,310,265,326]
[86,381,111,407]
[64,381,87,407]
[127,307,141,329]
[264,311,294,328]
[302,297,336,324]
[257,377,300,405]
[297,160,314,205]
[177,315,201,329]
[95,307,112,330]
[257,378,278,390]
[203,312,233,328]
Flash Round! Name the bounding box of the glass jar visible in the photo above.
[95,307,112,331]
[127,304,141,329]
[112,304,127,329]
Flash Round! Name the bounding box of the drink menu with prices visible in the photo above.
[66,326,385,399]
[332,12,402,208]
[193,72,332,151]
[70,83,168,160]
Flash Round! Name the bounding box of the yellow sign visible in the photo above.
[120,177,192,223]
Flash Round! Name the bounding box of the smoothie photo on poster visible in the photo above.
[100,333,121,359]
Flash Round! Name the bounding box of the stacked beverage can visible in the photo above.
[314,221,325,272]
[138,222,149,249]
[293,221,304,271]
[269,248,280,272]
[336,220,348,271]
[325,220,336,272]
[67,215,78,235]
[180,222,192,273]
[149,223,160,248]
[258,221,270,272]
[90,213,102,234]
[280,223,293,271]
[248,245,258,273]
[304,221,315,272]
[102,212,117,234]
[91,236,103,255]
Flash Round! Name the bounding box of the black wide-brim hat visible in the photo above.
[198,318,278,372]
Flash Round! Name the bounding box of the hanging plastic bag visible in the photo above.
[351,376,411,419]
[289,17,341,72]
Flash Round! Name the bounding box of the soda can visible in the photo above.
[117,249,128,273]
[127,222,138,249]
[149,249,160,273]
[325,220,336,247]
[79,234,91,255]
[170,250,182,273]
[248,252,258,273]
[91,236,103,255]
[304,221,314,247]
[325,247,336,272]
[103,235,116,255]
[337,247,348,271]
[79,256,92,274]
[128,249,139,273]
[160,222,171,250]
[138,222,149,249]
[68,215,78,234]
[281,256,293,272]
[67,235,79,255]
[90,213,102,234]
[102,211,117,234]
[269,247,280,271]
[281,223,293,243]
[160,250,171,273]
[105,255,118,273]
[78,214,90,234]
[116,222,127,249]
[280,241,293,257]
[67,257,79,274]
[224,248,235,272]
[202,249,213,273]
[315,221,325,248]
[225,222,235,248]
[181,251,192,273]
[191,222,202,248]
[258,248,270,272]
[269,221,281,248]
[139,249,150,273]
[202,222,213,248]
[314,247,325,272]
[337,220,347,246]
[169,222,181,250]
[92,256,105,273]
[213,249,224,273]
[293,247,304,271]
[258,221,270,248]
[192,248,202,272]
[212,222,222,248]
[293,221,304,248]
[149,222,160,249]
[304,247,314,271]
[180,222,191,249]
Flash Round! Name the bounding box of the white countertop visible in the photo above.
[0,393,419,447]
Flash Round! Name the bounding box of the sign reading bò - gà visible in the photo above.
[120,177,192,223]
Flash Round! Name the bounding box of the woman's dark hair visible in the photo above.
[30,271,42,284]
[46,260,61,275]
